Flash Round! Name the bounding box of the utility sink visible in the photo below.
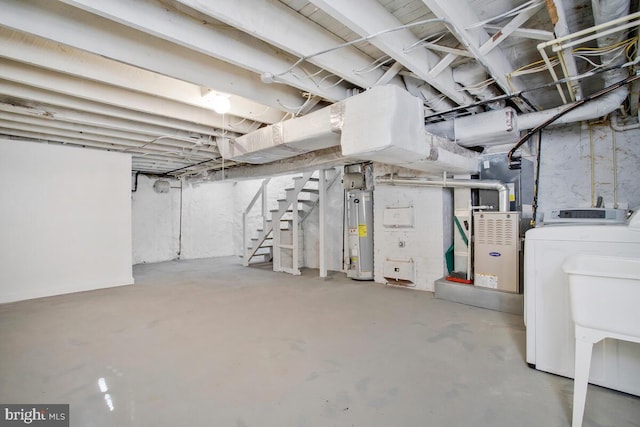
[563,254,640,337]
[562,254,640,427]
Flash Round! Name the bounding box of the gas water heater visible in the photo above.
[346,190,374,280]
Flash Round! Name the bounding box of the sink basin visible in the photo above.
[563,254,640,426]
[563,254,640,338]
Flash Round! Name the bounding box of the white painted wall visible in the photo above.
[132,172,315,263]
[0,140,133,303]
[181,180,236,259]
[522,124,640,221]
[132,174,181,264]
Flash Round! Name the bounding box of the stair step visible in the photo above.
[249,245,273,250]
[292,176,319,181]
[270,209,305,214]
[286,187,319,194]
[251,237,272,241]
[278,199,316,206]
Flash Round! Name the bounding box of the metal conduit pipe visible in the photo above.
[519,0,631,131]
[375,176,510,212]
[610,113,640,131]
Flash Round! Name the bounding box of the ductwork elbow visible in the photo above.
[517,85,629,130]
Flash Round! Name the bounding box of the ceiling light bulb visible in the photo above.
[211,95,231,115]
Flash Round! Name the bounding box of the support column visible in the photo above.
[319,169,327,278]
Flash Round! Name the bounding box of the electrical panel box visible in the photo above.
[473,212,520,293]
[383,258,415,286]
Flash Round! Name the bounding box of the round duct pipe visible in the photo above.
[153,180,171,194]
[376,176,510,212]
[452,62,505,110]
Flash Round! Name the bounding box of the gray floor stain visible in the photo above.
[305,372,319,382]
[426,322,471,343]
[367,397,388,408]
[355,377,370,395]
[462,341,475,352]
[490,345,505,361]
[445,388,460,398]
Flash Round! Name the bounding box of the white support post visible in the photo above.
[319,169,327,278]
[242,212,248,266]
[273,223,281,273]
[292,185,300,275]
[261,180,268,231]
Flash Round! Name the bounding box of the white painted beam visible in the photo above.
[483,25,554,41]
[308,0,475,106]
[0,120,216,159]
[375,61,405,85]
[548,0,583,101]
[0,130,212,170]
[0,0,305,112]
[478,3,545,55]
[56,0,350,102]
[0,102,225,141]
[1,60,255,134]
[0,28,285,125]
[176,0,401,90]
[422,0,535,111]
[0,80,231,137]
[0,111,220,154]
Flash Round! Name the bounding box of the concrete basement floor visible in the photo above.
[0,257,638,427]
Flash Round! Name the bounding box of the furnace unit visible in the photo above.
[473,211,520,293]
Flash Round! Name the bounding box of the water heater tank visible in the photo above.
[346,190,374,280]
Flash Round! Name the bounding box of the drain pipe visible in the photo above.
[610,113,640,131]
[376,176,510,212]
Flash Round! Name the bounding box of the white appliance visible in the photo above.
[524,212,640,395]
[542,207,627,224]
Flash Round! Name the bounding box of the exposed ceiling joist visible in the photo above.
[422,0,538,112]
[308,0,475,106]
[0,112,220,154]
[0,128,214,164]
[547,0,583,101]
[0,29,285,125]
[0,0,305,112]
[1,60,254,134]
[0,103,223,141]
[0,80,228,137]
[56,0,350,103]
[478,2,545,55]
[483,25,554,41]
[176,0,402,90]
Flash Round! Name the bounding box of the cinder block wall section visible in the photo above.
[527,124,640,218]
[132,172,340,266]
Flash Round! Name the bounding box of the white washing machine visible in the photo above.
[524,212,640,396]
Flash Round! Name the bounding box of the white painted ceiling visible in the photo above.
[0,0,636,177]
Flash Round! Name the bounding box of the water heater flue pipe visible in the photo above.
[376,176,510,212]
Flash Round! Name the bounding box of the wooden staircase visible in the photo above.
[242,169,339,275]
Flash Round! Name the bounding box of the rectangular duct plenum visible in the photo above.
[221,85,479,175]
